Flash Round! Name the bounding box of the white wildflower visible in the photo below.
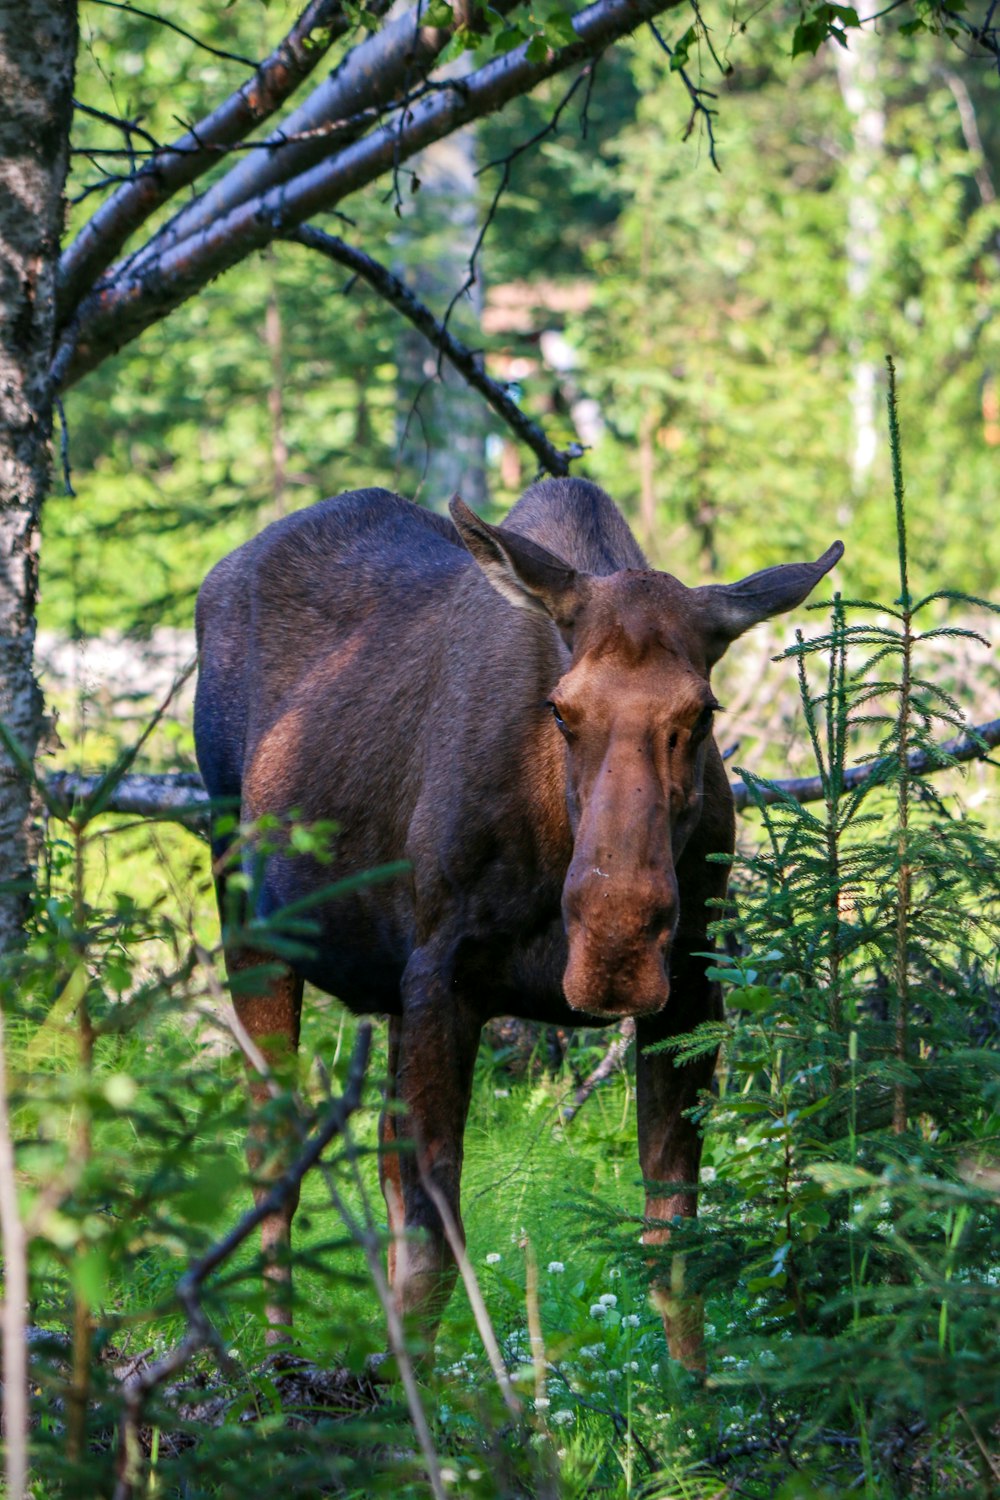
[608,1267,621,1280]
[551,1409,575,1426]
[598,1292,618,1308]
[493,1088,510,1098]
[590,1303,607,1318]
[651,1363,660,1375]
[485,1252,501,1265]
[440,1468,458,1484]
[580,1344,603,1359]
[535,1396,551,1410]
[607,1368,621,1381]
[626,1361,639,1373]
[468,1471,482,1482]
[547,1260,565,1274]
[623,1313,640,1328]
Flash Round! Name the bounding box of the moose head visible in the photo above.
[450,496,843,1020]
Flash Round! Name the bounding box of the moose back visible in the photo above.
[194,478,841,1364]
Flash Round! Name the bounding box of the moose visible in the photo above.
[194,478,842,1365]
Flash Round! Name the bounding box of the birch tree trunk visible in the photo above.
[0,0,78,955]
[396,123,489,510]
[833,27,885,496]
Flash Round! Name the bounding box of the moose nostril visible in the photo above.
[646,905,676,943]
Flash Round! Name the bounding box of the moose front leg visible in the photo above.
[226,947,304,1344]
[379,947,481,1349]
[635,928,723,1370]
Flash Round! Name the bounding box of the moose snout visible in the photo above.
[561,866,678,1019]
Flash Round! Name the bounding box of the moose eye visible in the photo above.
[546,701,570,735]
[693,705,719,740]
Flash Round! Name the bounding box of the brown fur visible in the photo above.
[195,478,841,1363]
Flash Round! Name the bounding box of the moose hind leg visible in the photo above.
[227,947,304,1344]
[384,947,481,1346]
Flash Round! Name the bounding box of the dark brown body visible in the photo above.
[195,478,841,1363]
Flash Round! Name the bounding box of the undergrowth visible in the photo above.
[0,363,997,1498]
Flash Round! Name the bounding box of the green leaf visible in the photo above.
[670,25,696,70]
[727,985,777,1014]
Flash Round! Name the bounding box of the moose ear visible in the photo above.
[449,495,584,631]
[693,541,844,664]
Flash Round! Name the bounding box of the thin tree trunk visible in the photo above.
[263,251,288,517]
[0,0,78,956]
[396,121,488,510]
[833,28,885,497]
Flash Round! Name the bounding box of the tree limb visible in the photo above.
[58,0,371,319]
[730,715,1000,811]
[285,224,582,476]
[42,716,1000,827]
[117,6,454,286]
[59,0,689,388]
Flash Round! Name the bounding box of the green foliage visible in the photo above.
[583,372,1000,1493]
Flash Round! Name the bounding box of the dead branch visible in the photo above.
[112,1023,372,1500]
[559,1019,634,1124]
[285,225,581,476]
[41,715,1000,828]
[45,770,212,828]
[730,714,1000,811]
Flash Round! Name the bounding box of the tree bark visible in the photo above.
[0,0,78,955]
[833,27,885,497]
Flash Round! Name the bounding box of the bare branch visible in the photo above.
[286,224,582,475]
[59,0,371,318]
[559,1020,634,1124]
[648,18,720,171]
[112,1024,372,1500]
[42,716,1000,826]
[59,0,691,388]
[84,0,260,69]
[731,715,1000,811]
[45,769,211,827]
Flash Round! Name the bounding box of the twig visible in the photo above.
[319,1122,448,1500]
[648,19,720,170]
[442,64,596,339]
[559,1020,634,1124]
[112,1024,372,1500]
[285,225,581,476]
[85,0,260,68]
[419,1173,522,1414]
